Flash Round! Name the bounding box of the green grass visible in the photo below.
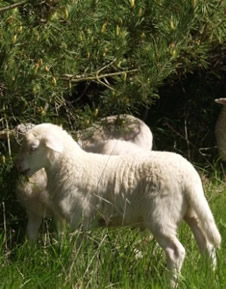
[0,174,226,289]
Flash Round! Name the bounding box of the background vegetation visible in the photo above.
[0,0,225,288]
[0,0,225,154]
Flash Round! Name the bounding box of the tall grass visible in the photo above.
[0,174,225,289]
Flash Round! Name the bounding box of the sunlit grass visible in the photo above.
[0,174,225,289]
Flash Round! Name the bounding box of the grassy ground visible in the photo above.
[0,171,225,289]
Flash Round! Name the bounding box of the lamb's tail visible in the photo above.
[185,176,221,248]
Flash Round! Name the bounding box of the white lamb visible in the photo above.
[16,140,145,240]
[215,98,226,160]
[17,123,221,287]
[16,115,152,240]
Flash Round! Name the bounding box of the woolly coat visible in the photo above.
[17,123,221,287]
[18,124,221,250]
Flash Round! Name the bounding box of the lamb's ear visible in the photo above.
[44,135,64,153]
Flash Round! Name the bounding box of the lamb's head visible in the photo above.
[17,123,65,177]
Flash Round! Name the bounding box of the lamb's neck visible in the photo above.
[46,147,82,173]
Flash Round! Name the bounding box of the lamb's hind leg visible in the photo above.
[184,210,217,269]
[147,220,185,288]
[157,233,185,288]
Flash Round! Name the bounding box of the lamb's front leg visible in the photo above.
[26,212,42,241]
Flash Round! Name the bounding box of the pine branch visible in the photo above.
[0,1,27,13]
[59,69,138,83]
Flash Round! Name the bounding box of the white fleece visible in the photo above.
[17,123,221,287]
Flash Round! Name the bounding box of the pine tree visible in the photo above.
[0,0,225,130]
